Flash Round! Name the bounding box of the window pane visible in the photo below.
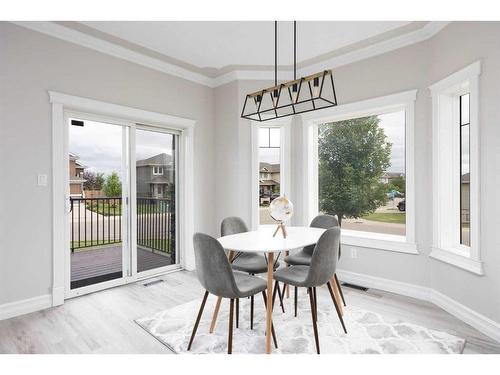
[461,94,470,125]
[259,127,281,225]
[136,128,178,270]
[269,127,281,147]
[259,127,269,147]
[318,110,406,236]
[460,124,471,246]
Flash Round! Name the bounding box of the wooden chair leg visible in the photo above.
[330,277,344,315]
[262,291,278,349]
[294,286,298,317]
[209,297,222,333]
[236,298,239,328]
[313,287,318,322]
[308,287,320,354]
[281,283,288,301]
[276,281,285,313]
[250,295,254,330]
[334,273,346,307]
[228,299,234,354]
[187,291,209,351]
[327,282,347,334]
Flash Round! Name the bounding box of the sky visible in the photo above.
[69,119,174,179]
[377,110,405,174]
[259,127,281,164]
[258,111,407,172]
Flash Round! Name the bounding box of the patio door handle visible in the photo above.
[65,195,73,214]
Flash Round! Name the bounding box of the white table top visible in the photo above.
[217,226,326,253]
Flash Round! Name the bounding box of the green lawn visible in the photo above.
[361,212,406,224]
[85,202,170,216]
[86,201,122,216]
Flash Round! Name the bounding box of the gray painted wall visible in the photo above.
[0,22,216,305]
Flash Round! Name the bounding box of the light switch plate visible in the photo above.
[37,174,48,186]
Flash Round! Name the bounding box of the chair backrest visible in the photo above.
[221,216,248,236]
[303,214,339,256]
[193,232,239,298]
[305,227,341,287]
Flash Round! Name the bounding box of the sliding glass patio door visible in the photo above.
[66,116,179,296]
[68,118,129,291]
[134,127,178,274]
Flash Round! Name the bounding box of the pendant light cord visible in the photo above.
[294,20,296,80]
[274,21,277,87]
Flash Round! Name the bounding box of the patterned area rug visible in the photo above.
[136,288,465,354]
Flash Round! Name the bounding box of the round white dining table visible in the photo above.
[216,225,326,354]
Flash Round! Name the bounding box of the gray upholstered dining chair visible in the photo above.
[188,232,278,354]
[273,227,345,354]
[283,214,346,316]
[221,216,285,329]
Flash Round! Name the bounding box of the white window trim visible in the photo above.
[301,89,418,254]
[251,119,292,230]
[49,91,196,306]
[152,166,163,175]
[429,61,483,275]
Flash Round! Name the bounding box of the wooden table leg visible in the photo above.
[331,276,344,316]
[209,250,235,333]
[265,251,274,354]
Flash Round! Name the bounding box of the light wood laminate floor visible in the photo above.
[0,270,498,354]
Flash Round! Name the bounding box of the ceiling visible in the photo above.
[79,21,413,72]
[16,20,448,86]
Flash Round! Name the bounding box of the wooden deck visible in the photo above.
[71,245,173,286]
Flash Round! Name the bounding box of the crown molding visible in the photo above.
[299,21,450,76]
[12,21,450,89]
[11,21,214,87]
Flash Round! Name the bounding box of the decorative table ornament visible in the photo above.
[269,195,294,238]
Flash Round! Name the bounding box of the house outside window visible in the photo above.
[258,126,281,224]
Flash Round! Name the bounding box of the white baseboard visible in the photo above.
[337,269,430,301]
[336,269,500,343]
[429,289,500,344]
[0,294,52,321]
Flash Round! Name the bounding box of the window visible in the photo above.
[153,166,163,175]
[318,110,406,237]
[302,90,417,254]
[429,61,482,274]
[258,127,281,225]
[459,94,470,246]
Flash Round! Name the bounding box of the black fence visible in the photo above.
[70,197,175,258]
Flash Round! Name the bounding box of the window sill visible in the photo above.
[429,247,484,275]
[341,230,418,254]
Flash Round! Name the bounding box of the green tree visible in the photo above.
[387,175,405,195]
[103,172,122,197]
[96,173,105,190]
[83,170,105,190]
[318,116,391,225]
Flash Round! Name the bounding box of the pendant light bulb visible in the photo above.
[272,89,279,108]
[291,83,299,103]
[312,77,320,98]
[254,95,262,112]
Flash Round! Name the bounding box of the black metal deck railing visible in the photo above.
[70,197,175,257]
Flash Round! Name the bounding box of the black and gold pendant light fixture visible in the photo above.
[241,21,338,122]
